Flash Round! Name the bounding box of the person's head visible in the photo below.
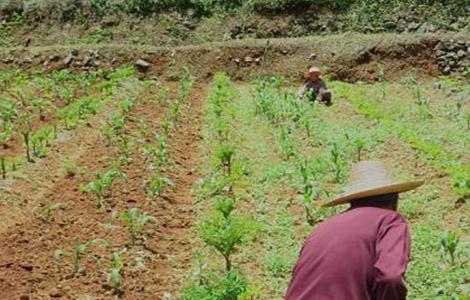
[309,66,322,80]
[350,193,399,211]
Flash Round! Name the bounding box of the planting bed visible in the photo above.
[0,61,469,300]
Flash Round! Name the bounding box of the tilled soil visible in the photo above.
[0,84,206,299]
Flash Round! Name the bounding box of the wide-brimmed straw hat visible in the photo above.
[324,160,424,207]
[309,66,322,74]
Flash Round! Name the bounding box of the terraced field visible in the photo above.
[0,64,469,299]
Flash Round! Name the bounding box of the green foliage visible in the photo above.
[83,166,127,208]
[213,143,236,177]
[440,230,460,266]
[145,174,176,197]
[107,252,124,293]
[330,142,345,183]
[120,208,156,245]
[199,212,262,271]
[71,239,94,274]
[181,270,248,300]
[31,127,54,158]
[41,203,60,223]
[57,95,103,129]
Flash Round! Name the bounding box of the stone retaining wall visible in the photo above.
[435,39,470,76]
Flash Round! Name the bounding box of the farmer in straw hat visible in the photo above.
[285,160,424,300]
[297,66,332,105]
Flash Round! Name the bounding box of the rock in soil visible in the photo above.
[135,59,151,72]
[49,289,63,298]
[18,263,33,271]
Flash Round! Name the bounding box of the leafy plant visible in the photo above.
[330,142,345,183]
[213,143,236,178]
[71,239,94,274]
[31,127,54,158]
[181,270,248,300]
[199,212,261,271]
[145,174,175,197]
[41,203,60,223]
[120,208,156,245]
[440,230,459,266]
[107,252,124,294]
[31,97,50,121]
[18,114,32,162]
[83,167,127,208]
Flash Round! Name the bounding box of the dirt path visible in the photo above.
[0,84,205,299]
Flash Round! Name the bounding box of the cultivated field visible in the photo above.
[0,64,469,299]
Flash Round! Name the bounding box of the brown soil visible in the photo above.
[0,84,205,299]
[0,34,448,83]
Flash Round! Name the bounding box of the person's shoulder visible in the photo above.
[351,207,406,222]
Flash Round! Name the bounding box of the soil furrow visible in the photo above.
[0,84,205,299]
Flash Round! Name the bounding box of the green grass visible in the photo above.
[188,74,470,299]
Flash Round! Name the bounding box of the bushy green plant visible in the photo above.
[199,212,261,271]
[213,143,236,178]
[31,127,54,158]
[181,269,248,300]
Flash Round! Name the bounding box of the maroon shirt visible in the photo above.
[285,206,410,300]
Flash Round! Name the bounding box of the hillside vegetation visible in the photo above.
[1,0,469,48]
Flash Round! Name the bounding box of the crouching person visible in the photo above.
[285,160,425,300]
[297,66,332,105]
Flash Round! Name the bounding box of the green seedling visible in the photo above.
[41,203,60,223]
[83,167,127,209]
[171,99,181,124]
[31,127,54,158]
[18,114,32,162]
[146,174,175,197]
[346,133,367,161]
[330,142,345,183]
[120,98,134,118]
[118,136,134,164]
[0,121,13,149]
[279,126,295,160]
[155,85,170,104]
[31,97,49,121]
[61,159,76,178]
[161,116,171,136]
[59,86,75,105]
[213,143,236,178]
[179,67,195,101]
[72,239,94,274]
[440,230,459,266]
[121,208,156,245]
[107,252,124,294]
